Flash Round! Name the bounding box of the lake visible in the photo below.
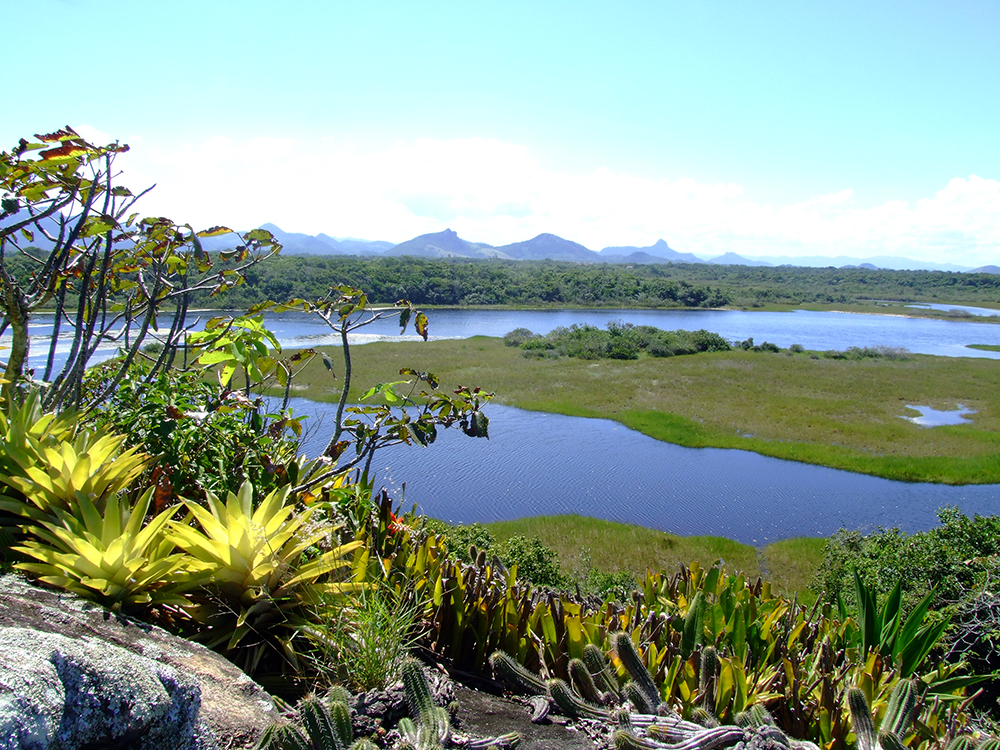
[286,399,1000,545]
[12,307,1000,369]
[11,306,1000,542]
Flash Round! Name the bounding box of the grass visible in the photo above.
[968,344,1000,352]
[456,514,825,603]
[757,537,828,608]
[285,336,1000,484]
[482,514,761,579]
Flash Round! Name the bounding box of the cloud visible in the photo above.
[116,134,1000,266]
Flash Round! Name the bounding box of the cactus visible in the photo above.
[570,657,606,706]
[349,740,379,750]
[489,650,548,696]
[944,738,976,750]
[977,741,1000,750]
[327,685,353,707]
[465,733,522,749]
[547,678,611,720]
[692,707,720,729]
[300,696,345,750]
[700,647,719,712]
[848,688,878,750]
[882,679,919,738]
[255,722,311,750]
[624,680,660,715]
[614,729,664,750]
[612,632,661,712]
[735,704,774,729]
[878,731,906,750]
[584,642,621,699]
[399,716,443,750]
[402,658,437,720]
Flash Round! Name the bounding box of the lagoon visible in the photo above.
[287,399,1000,545]
[13,307,1000,369]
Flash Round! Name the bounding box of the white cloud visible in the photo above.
[114,134,1000,267]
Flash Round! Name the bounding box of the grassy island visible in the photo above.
[286,336,1000,484]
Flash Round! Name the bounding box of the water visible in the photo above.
[9,306,1000,541]
[263,308,1000,360]
[285,400,1000,545]
[10,307,1000,370]
[900,405,976,427]
[907,303,1000,317]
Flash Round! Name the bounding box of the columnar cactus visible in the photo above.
[489,650,548,696]
[612,632,662,713]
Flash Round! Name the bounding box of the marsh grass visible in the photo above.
[481,515,761,580]
[285,337,1000,484]
[758,537,828,608]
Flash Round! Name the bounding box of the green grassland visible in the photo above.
[474,515,824,605]
[287,337,1000,484]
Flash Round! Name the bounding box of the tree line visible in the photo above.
[196,255,1000,309]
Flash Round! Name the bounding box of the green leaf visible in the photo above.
[415,312,429,341]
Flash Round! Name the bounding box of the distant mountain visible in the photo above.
[255,224,391,255]
[495,233,597,262]
[753,253,973,272]
[839,262,880,270]
[707,252,773,267]
[971,265,1000,275]
[598,239,702,264]
[384,229,502,259]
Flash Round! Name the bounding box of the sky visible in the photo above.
[4,0,1000,266]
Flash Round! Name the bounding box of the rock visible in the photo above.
[0,574,279,750]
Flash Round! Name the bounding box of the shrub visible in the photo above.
[790,343,805,353]
[424,519,495,561]
[494,535,565,588]
[504,327,539,347]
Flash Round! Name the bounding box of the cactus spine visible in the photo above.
[848,688,878,750]
[570,657,606,706]
[612,632,661,712]
[489,651,547,696]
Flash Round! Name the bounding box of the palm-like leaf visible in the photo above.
[14,487,197,610]
[168,480,363,675]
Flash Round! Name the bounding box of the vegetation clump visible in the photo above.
[513,322,732,361]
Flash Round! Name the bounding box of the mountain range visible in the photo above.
[6,212,992,273]
[247,225,991,273]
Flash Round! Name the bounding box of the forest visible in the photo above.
[199,254,1000,310]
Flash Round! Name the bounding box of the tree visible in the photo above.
[266,286,492,491]
[0,127,280,410]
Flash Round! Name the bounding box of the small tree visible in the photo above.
[269,286,492,491]
[0,127,280,410]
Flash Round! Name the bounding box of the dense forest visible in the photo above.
[204,255,1000,309]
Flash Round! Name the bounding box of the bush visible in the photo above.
[504,328,539,347]
[425,519,495,561]
[812,507,1000,710]
[790,343,805,353]
[494,535,565,588]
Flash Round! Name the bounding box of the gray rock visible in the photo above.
[0,575,279,750]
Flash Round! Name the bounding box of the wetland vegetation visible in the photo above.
[284,332,1000,484]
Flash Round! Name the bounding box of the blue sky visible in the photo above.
[5,0,1000,265]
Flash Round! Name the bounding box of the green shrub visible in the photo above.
[494,535,565,588]
[504,327,539,347]
[424,519,495,561]
[790,343,805,353]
